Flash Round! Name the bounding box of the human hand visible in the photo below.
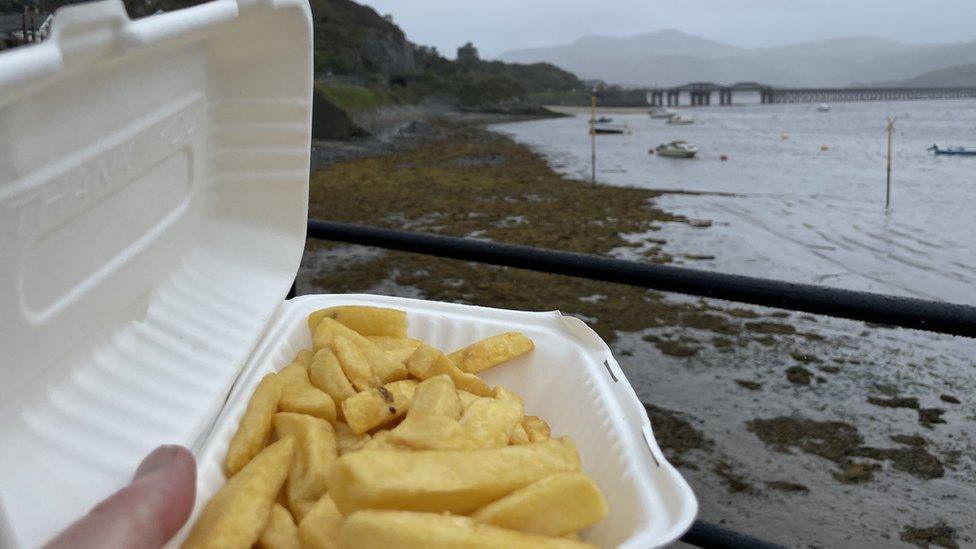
[45,445,196,549]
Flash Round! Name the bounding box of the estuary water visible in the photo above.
[492,100,976,304]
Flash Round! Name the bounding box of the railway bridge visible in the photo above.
[646,82,976,106]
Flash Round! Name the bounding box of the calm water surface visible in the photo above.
[492,100,976,304]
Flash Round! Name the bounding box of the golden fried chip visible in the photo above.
[406,345,490,397]
[184,438,294,549]
[308,306,408,338]
[335,422,372,455]
[273,413,337,516]
[448,332,535,374]
[298,494,344,549]
[332,334,381,391]
[279,383,338,424]
[328,438,580,515]
[457,390,480,409]
[224,373,282,475]
[278,362,310,388]
[314,318,407,383]
[408,375,461,420]
[388,414,478,451]
[257,503,300,549]
[309,349,358,407]
[337,510,596,548]
[360,429,412,451]
[368,336,423,363]
[509,423,530,445]
[459,397,523,448]
[470,472,608,536]
[341,380,417,434]
[522,416,551,442]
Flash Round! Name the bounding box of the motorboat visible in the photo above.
[816,104,830,112]
[655,140,698,158]
[667,114,694,125]
[648,107,676,119]
[928,144,976,156]
[589,116,613,124]
[591,122,628,134]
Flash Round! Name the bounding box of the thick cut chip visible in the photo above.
[294,349,313,369]
[184,438,294,549]
[388,414,478,451]
[448,332,534,374]
[341,380,417,434]
[308,306,408,338]
[457,390,480,409]
[360,429,412,451]
[257,503,300,549]
[460,397,523,448]
[314,318,407,382]
[298,494,345,549]
[273,413,337,516]
[509,423,530,445]
[368,336,423,363]
[337,510,595,549]
[279,383,338,424]
[328,438,580,515]
[278,362,310,388]
[470,472,608,536]
[406,345,490,397]
[409,375,462,420]
[309,349,357,407]
[224,373,282,475]
[335,422,372,455]
[522,416,551,442]
[332,335,380,391]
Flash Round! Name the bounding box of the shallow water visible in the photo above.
[492,100,976,303]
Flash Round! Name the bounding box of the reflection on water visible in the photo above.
[492,100,976,304]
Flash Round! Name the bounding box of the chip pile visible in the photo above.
[182,306,609,548]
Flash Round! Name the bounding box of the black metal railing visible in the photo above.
[302,218,976,548]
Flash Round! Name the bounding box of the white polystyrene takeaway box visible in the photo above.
[0,0,697,547]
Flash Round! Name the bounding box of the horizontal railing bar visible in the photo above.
[682,520,787,548]
[307,220,976,338]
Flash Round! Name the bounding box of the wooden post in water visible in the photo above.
[590,90,596,187]
[885,117,895,211]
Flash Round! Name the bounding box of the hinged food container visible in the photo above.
[0,1,696,546]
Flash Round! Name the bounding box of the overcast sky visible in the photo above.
[360,0,976,58]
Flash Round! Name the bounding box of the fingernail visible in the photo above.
[134,445,179,480]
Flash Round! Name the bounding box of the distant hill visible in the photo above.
[875,62,976,87]
[498,30,976,87]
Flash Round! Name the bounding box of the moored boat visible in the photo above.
[655,140,698,158]
[816,104,830,112]
[648,107,676,119]
[591,122,628,134]
[928,144,976,156]
[667,114,694,125]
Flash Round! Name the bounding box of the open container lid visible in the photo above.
[0,0,312,544]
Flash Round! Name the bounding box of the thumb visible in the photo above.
[45,445,197,549]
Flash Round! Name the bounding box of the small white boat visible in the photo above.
[928,144,976,156]
[591,122,628,134]
[816,104,830,112]
[667,114,694,125]
[655,140,698,158]
[648,107,676,119]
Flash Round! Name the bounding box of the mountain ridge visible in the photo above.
[498,30,976,87]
